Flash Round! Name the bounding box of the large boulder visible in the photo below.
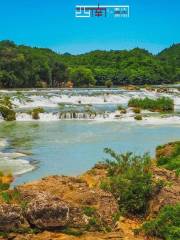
[0,204,24,231]
[25,193,69,229]
[19,175,119,230]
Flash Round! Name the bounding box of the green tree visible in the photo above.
[70,67,96,87]
[105,80,113,88]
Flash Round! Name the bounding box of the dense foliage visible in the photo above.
[0,40,179,88]
[69,66,96,87]
[61,46,180,85]
[0,96,16,120]
[158,44,180,83]
[128,97,174,112]
[0,40,68,88]
[101,149,153,216]
[141,204,180,240]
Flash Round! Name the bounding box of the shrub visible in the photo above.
[102,149,153,216]
[31,107,45,120]
[117,105,124,111]
[134,114,142,120]
[0,96,16,121]
[0,183,10,192]
[156,142,180,176]
[117,105,127,114]
[128,97,174,112]
[35,81,47,88]
[83,206,96,217]
[105,80,113,88]
[141,204,180,240]
[120,109,127,114]
[132,108,141,114]
[1,191,11,203]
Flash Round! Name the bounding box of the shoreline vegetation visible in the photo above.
[0,40,179,88]
[0,141,179,240]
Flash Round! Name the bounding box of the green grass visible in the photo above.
[128,97,174,112]
[83,206,96,217]
[141,204,180,240]
[157,142,180,176]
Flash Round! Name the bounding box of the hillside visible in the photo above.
[0,40,179,88]
[157,44,180,82]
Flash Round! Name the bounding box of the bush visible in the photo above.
[117,105,127,114]
[117,105,124,111]
[102,149,153,216]
[0,183,10,192]
[120,109,127,114]
[31,107,45,120]
[128,97,174,112]
[141,204,180,240]
[0,96,16,121]
[83,206,96,217]
[134,114,142,120]
[105,80,113,88]
[156,142,180,176]
[132,108,141,114]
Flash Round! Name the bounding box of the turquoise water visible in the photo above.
[0,120,179,186]
[0,88,179,185]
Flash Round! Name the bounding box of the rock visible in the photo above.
[18,175,118,230]
[156,141,180,160]
[149,166,180,216]
[153,166,179,182]
[0,204,24,231]
[25,193,69,229]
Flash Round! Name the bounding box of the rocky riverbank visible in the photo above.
[0,142,179,240]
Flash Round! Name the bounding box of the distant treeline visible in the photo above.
[0,40,179,88]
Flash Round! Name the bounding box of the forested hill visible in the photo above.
[0,40,179,88]
[157,44,180,80]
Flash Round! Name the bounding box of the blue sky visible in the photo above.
[0,0,179,54]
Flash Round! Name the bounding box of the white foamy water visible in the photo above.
[16,112,60,121]
[0,88,179,125]
[0,141,35,176]
[0,139,8,148]
[0,158,35,175]
[141,116,180,125]
[14,110,180,125]
[9,89,180,111]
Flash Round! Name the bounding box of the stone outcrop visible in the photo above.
[0,204,25,231]
[4,175,118,232]
[25,193,69,229]
[149,166,180,216]
[0,157,178,240]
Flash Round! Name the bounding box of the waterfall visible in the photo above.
[59,111,110,120]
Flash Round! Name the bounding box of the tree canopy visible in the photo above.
[0,40,179,88]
